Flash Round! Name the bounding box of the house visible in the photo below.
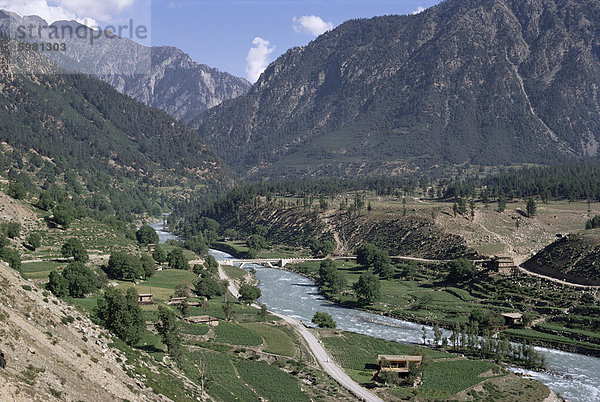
[147,243,157,253]
[378,355,422,374]
[138,294,154,304]
[490,256,516,275]
[166,297,187,305]
[184,315,219,326]
[501,312,523,327]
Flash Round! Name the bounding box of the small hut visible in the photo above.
[378,355,422,374]
[138,294,154,304]
[501,312,523,327]
[184,315,219,326]
[490,256,516,275]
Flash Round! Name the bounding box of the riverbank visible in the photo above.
[215,258,383,402]
[212,250,571,401]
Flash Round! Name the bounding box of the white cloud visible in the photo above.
[246,36,275,83]
[411,6,425,15]
[0,0,133,24]
[59,0,135,22]
[292,15,334,37]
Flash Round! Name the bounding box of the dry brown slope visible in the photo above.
[0,262,166,402]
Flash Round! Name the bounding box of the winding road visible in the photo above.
[217,263,383,402]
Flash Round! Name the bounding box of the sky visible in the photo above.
[0,0,442,81]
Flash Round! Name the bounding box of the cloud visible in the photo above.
[292,15,334,37]
[246,37,275,83]
[0,0,133,24]
[59,0,135,22]
[411,6,425,15]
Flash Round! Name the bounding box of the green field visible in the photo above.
[320,331,549,401]
[289,257,600,355]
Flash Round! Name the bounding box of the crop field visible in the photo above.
[242,322,298,357]
[319,331,550,401]
[214,322,263,346]
[221,264,247,280]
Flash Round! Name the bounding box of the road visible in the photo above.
[217,263,383,402]
[517,266,600,289]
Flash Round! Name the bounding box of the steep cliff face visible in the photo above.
[0,11,251,123]
[193,0,600,179]
[102,46,251,123]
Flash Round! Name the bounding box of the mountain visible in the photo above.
[0,10,251,123]
[0,35,232,220]
[192,0,600,179]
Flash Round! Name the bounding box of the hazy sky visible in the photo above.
[1,0,442,81]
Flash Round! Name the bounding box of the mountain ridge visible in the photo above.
[192,0,600,179]
[0,10,251,122]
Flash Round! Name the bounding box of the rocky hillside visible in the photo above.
[0,10,251,123]
[193,0,600,179]
[523,231,600,286]
[0,263,164,401]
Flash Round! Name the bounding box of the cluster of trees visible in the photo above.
[310,238,335,258]
[95,287,144,345]
[445,162,600,203]
[446,258,476,283]
[104,252,155,281]
[585,215,600,229]
[356,243,394,279]
[312,311,336,328]
[0,222,22,270]
[426,323,545,369]
[47,262,101,298]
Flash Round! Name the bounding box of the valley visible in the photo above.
[0,0,599,400]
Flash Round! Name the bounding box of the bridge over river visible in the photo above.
[222,255,490,268]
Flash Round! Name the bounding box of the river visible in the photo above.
[150,223,600,401]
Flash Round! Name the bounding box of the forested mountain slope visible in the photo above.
[0,35,232,220]
[193,0,600,179]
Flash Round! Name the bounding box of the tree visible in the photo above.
[47,270,68,297]
[239,284,261,304]
[356,243,380,267]
[433,324,442,347]
[203,255,219,274]
[61,238,89,263]
[194,276,225,299]
[0,247,20,270]
[352,271,381,304]
[526,197,537,217]
[36,191,54,211]
[446,258,475,283]
[260,304,268,322]
[498,194,507,213]
[8,182,27,200]
[140,254,155,279]
[312,311,336,329]
[246,234,268,251]
[26,233,41,250]
[136,224,159,246]
[318,259,347,293]
[106,252,143,281]
[222,298,235,321]
[152,244,167,263]
[62,262,98,298]
[53,201,76,228]
[96,287,144,346]
[167,247,189,270]
[3,222,21,239]
[421,326,427,345]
